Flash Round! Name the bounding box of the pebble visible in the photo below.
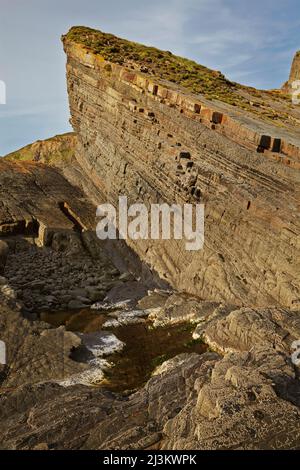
[3,244,123,311]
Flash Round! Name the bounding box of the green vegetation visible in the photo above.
[64,27,296,124]
[185,337,205,348]
[151,354,171,369]
[64,26,245,106]
[178,322,196,333]
[3,133,76,165]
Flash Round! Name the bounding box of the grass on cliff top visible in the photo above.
[3,133,76,165]
[64,26,244,105]
[64,27,297,122]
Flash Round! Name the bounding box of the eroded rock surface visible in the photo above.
[1,271,300,450]
[0,299,86,389]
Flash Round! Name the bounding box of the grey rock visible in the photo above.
[68,300,86,310]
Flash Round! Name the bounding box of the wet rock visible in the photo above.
[85,287,106,302]
[104,281,148,306]
[69,288,87,298]
[68,300,86,309]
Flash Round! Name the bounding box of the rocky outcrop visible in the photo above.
[290,51,300,82]
[283,51,300,92]
[62,28,300,309]
[162,305,300,449]
[0,159,95,244]
[0,300,86,389]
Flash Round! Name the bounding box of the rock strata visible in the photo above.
[283,51,300,93]
[62,28,300,309]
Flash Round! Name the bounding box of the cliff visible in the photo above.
[283,50,300,92]
[290,51,300,82]
[62,27,300,309]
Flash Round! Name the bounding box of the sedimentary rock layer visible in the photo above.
[0,159,96,244]
[283,51,300,92]
[62,30,300,309]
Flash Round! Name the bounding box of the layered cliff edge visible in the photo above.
[60,26,300,309]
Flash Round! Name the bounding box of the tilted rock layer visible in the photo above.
[291,52,300,82]
[62,28,300,309]
[283,51,300,92]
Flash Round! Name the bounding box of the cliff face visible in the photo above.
[62,27,300,309]
[290,51,300,81]
[288,51,300,88]
[284,51,300,91]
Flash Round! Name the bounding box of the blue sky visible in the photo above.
[0,0,299,155]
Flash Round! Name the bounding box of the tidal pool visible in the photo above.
[40,308,207,393]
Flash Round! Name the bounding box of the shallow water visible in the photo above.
[40,309,107,332]
[103,322,206,392]
[40,308,206,393]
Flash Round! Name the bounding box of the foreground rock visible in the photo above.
[0,300,86,389]
[1,294,300,449]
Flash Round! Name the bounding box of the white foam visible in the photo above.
[58,332,124,388]
[91,299,132,311]
[78,331,125,357]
